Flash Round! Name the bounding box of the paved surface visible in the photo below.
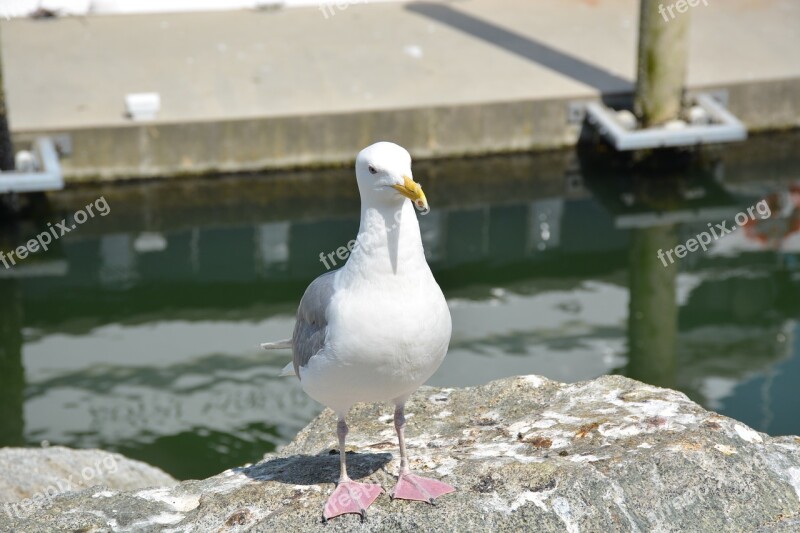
[1,0,798,178]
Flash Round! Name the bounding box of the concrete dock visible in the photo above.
[1,0,799,181]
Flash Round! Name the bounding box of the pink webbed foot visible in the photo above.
[323,480,384,522]
[391,473,455,504]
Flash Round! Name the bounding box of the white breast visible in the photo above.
[299,265,451,414]
[297,198,451,414]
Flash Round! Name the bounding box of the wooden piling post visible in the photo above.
[634,0,691,127]
[0,26,15,171]
[0,280,25,447]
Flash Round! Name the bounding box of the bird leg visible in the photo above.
[322,416,383,522]
[390,403,455,504]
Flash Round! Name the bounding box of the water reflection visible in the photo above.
[579,148,735,391]
[628,225,679,389]
[1,133,799,479]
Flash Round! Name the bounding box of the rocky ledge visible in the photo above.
[2,375,800,532]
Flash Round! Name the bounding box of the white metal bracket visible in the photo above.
[573,91,747,151]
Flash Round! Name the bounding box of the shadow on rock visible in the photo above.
[237,451,393,486]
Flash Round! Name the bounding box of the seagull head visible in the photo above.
[355,142,429,215]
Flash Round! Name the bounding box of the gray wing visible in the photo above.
[292,270,337,378]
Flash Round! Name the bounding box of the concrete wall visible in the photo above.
[12,78,800,182]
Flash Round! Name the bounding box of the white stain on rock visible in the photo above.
[541,411,582,424]
[734,424,763,444]
[483,485,556,514]
[511,489,553,512]
[435,456,458,476]
[599,422,644,439]
[714,444,737,455]
[551,497,580,533]
[787,467,800,501]
[135,487,200,513]
[508,420,532,434]
[428,389,453,403]
[570,454,602,463]
[522,375,546,388]
[470,442,544,464]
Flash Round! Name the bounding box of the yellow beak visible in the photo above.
[392,175,429,214]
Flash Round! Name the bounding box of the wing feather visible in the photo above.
[292,270,337,378]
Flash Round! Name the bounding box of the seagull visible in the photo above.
[261,142,454,521]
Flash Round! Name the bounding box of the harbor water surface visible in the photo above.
[1,133,799,480]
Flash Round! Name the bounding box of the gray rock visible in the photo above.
[2,375,800,532]
[0,446,177,519]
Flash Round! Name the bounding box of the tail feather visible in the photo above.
[261,339,292,350]
[261,339,295,378]
[278,362,296,377]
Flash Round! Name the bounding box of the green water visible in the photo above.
[1,133,799,480]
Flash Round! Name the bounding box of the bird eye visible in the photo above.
[368,165,377,175]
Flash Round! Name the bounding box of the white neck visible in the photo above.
[343,199,427,279]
